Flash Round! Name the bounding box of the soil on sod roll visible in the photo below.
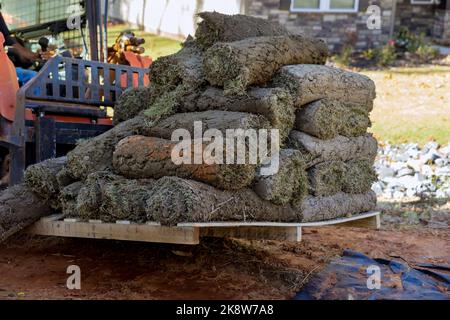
[113,135,256,190]
[252,149,307,205]
[144,176,376,226]
[149,40,205,90]
[307,160,377,196]
[287,131,378,168]
[113,86,155,125]
[67,110,270,181]
[142,41,207,121]
[145,110,271,140]
[65,116,154,180]
[56,166,76,189]
[194,11,289,49]
[308,161,346,197]
[342,159,378,194]
[300,190,377,222]
[0,184,52,243]
[0,12,380,241]
[75,171,156,222]
[144,176,304,226]
[179,87,295,142]
[59,181,83,216]
[273,64,376,107]
[24,157,67,209]
[294,99,372,140]
[203,35,329,95]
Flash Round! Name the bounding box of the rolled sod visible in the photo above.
[144,176,376,226]
[307,160,377,196]
[58,181,83,216]
[300,190,377,222]
[294,99,372,140]
[113,135,256,190]
[287,131,378,168]
[145,110,271,140]
[342,159,378,194]
[252,149,307,205]
[194,11,289,49]
[149,40,205,90]
[24,156,67,209]
[273,64,376,107]
[144,176,303,226]
[65,115,154,180]
[203,35,328,95]
[113,86,154,124]
[179,87,295,142]
[75,171,156,222]
[0,184,52,243]
[308,161,346,197]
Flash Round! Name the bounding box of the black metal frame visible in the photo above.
[6,56,149,185]
[5,0,106,61]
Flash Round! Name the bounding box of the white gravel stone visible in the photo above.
[373,141,450,199]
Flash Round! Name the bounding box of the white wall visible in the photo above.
[107,0,243,39]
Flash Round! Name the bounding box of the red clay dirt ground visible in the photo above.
[0,200,448,300]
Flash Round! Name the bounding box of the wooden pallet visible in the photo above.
[26,211,380,245]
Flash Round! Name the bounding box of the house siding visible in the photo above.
[246,0,450,51]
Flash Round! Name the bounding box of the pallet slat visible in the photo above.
[26,211,380,245]
[27,221,200,245]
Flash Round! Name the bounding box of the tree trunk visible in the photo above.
[273,65,376,107]
[203,35,329,95]
[294,99,372,140]
[0,184,52,243]
[113,136,256,190]
[287,131,378,168]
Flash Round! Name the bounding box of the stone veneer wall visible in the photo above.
[395,0,436,36]
[246,0,447,51]
[433,9,450,44]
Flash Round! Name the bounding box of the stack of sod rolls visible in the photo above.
[21,12,377,227]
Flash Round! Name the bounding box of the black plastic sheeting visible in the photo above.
[295,249,450,300]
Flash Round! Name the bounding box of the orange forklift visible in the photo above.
[0,0,151,186]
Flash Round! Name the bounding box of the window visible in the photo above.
[291,0,359,12]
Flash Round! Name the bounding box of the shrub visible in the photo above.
[362,48,377,61]
[395,27,425,53]
[334,45,353,66]
[415,44,439,62]
[377,42,396,66]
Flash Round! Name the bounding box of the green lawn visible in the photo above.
[107,24,182,59]
[106,26,450,145]
[362,66,450,145]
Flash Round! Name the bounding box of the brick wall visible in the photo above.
[433,9,450,43]
[246,0,447,52]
